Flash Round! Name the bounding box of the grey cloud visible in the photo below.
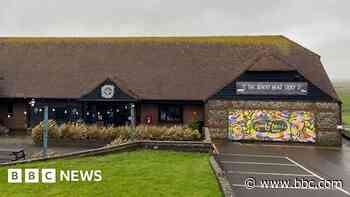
[0,0,349,79]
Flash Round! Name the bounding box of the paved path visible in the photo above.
[0,133,93,161]
[214,140,350,197]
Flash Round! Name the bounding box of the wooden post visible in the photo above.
[131,103,136,128]
[43,105,48,157]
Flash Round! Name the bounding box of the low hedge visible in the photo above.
[32,120,201,144]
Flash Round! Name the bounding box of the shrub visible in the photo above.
[30,149,59,159]
[134,125,201,141]
[134,125,167,140]
[32,120,60,144]
[106,137,129,147]
[188,120,204,134]
[31,121,202,145]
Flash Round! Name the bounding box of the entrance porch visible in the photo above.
[27,99,136,128]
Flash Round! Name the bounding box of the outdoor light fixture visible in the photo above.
[29,99,36,128]
[29,98,36,107]
[7,114,11,118]
[86,112,90,116]
[24,111,27,115]
[39,108,42,112]
[52,108,56,112]
[64,110,68,114]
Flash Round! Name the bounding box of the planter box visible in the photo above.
[1,141,213,166]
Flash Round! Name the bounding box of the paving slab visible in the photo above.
[0,133,93,161]
[221,162,309,175]
[216,154,294,164]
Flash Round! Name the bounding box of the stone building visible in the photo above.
[0,36,342,145]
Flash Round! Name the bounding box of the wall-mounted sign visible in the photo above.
[101,85,115,99]
[236,82,308,95]
[228,110,316,143]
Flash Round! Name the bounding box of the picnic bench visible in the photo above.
[0,146,26,162]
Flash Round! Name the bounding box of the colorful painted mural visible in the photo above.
[228,110,316,142]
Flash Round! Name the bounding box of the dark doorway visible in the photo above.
[83,102,132,126]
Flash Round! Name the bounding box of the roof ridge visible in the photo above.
[251,53,298,71]
[0,35,284,39]
[279,35,320,58]
[0,36,297,56]
[205,49,270,100]
[0,35,293,46]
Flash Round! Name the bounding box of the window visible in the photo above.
[159,105,182,123]
[7,102,13,113]
[55,107,67,121]
[7,102,14,118]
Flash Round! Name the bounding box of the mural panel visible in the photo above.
[228,110,316,143]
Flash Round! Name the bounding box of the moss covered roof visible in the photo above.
[0,35,297,53]
[0,35,290,43]
[0,35,336,101]
[0,35,296,46]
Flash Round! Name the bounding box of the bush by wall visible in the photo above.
[188,120,204,134]
[134,125,201,141]
[31,121,201,145]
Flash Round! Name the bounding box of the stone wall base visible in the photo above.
[206,100,342,146]
[317,130,342,146]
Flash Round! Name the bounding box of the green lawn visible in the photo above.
[335,82,350,125]
[341,94,350,124]
[0,150,220,197]
[337,94,350,125]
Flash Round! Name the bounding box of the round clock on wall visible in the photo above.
[101,85,115,99]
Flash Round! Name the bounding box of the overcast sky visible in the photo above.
[0,0,348,80]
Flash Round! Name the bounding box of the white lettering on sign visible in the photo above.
[236,82,308,95]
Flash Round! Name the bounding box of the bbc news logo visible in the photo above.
[8,169,102,183]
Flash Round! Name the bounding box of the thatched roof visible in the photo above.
[0,35,339,101]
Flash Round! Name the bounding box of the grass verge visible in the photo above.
[0,150,220,197]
